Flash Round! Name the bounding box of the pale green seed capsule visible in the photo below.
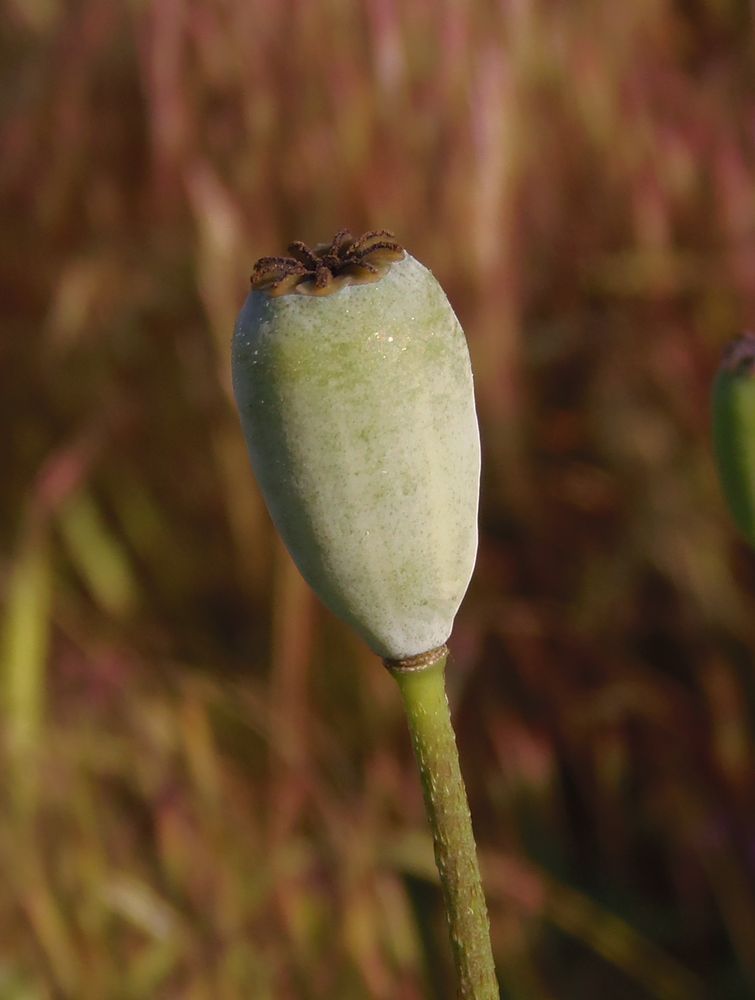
[712,333,755,548]
[231,232,480,660]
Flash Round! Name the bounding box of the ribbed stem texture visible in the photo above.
[389,650,498,999]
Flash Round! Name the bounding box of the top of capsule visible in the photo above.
[250,229,406,298]
[720,332,755,375]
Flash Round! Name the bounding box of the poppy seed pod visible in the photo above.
[231,231,480,660]
[712,332,755,548]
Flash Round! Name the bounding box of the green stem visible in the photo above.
[387,646,498,999]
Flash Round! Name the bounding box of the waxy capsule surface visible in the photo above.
[232,250,480,659]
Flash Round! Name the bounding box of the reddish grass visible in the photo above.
[1,1,754,996]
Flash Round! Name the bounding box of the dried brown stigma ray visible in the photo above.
[250,229,405,297]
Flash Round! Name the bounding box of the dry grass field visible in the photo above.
[2,1,755,996]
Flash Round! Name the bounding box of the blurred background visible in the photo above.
[2,0,755,997]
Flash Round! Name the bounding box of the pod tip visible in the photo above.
[250,229,405,297]
[720,332,755,375]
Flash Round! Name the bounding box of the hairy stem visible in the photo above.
[387,647,498,999]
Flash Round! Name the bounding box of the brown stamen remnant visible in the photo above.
[250,229,405,297]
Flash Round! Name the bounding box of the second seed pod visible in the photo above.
[712,332,755,548]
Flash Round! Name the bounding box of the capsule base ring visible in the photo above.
[383,644,448,675]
